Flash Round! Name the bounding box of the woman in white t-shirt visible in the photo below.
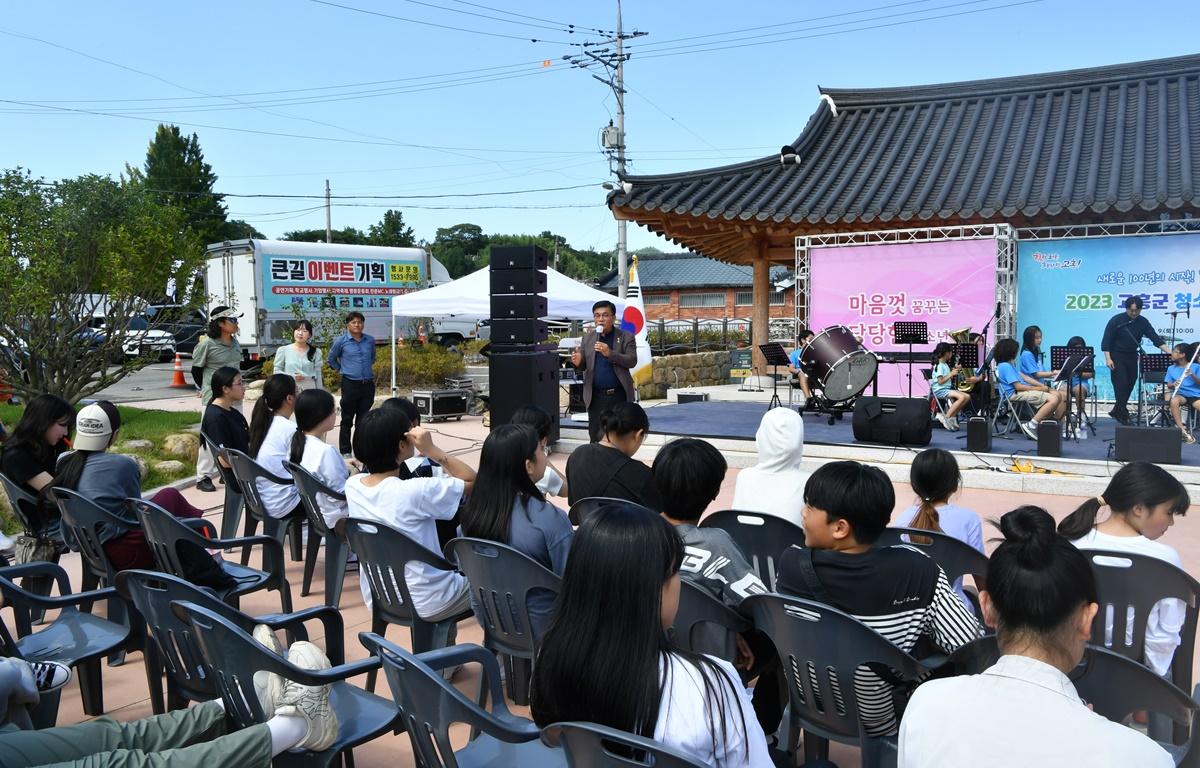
[343,407,476,620]
[288,389,349,531]
[530,502,772,767]
[1057,460,1190,677]
[247,374,301,519]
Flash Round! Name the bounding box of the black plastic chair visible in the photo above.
[0,471,61,614]
[344,517,474,691]
[171,600,400,768]
[199,428,245,542]
[670,579,750,664]
[876,526,988,617]
[699,509,806,591]
[130,498,293,613]
[114,569,342,715]
[283,460,351,608]
[447,537,562,705]
[225,448,305,566]
[745,593,933,767]
[362,634,563,767]
[567,496,654,527]
[542,721,708,768]
[0,561,133,721]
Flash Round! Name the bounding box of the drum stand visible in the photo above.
[893,322,928,399]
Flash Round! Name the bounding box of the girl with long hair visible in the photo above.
[510,404,568,498]
[930,342,970,431]
[1164,341,1200,444]
[248,374,301,520]
[460,423,572,636]
[994,337,1064,438]
[565,402,661,512]
[1019,325,1059,383]
[288,389,348,530]
[894,448,985,608]
[201,366,249,483]
[1058,461,1189,678]
[273,319,324,391]
[899,506,1170,766]
[0,394,74,535]
[530,502,771,766]
[1065,335,1095,417]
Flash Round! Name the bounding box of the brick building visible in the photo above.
[597,252,795,321]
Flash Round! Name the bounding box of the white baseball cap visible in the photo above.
[210,306,243,321]
[73,401,121,452]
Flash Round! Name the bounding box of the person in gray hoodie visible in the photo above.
[730,407,808,528]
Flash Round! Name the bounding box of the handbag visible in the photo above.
[13,533,58,565]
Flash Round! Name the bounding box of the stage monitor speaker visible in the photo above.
[488,346,560,443]
[1115,425,1181,465]
[489,268,547,295]
[490,245,549,270]
[1037,419,1061,458]
[966,417,991,453]
[490,293,547,320]
[851,396,931,446]
[490,318,549,344]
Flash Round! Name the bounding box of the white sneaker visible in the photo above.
[1020,420,1039,439]
[0,531,14,555]
[276,641,338,752]
[252,624,285,715]
[935,413,951,431]
[30,660,71,693]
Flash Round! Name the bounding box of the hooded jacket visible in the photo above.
[730,408,809,528]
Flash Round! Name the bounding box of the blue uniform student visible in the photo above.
[1018,326,1057,382]
[787,328,816,402]
[1165,343,1200,443]
[930,342,970,431]
[1065,335,1095,418]
[994,338,1064,438]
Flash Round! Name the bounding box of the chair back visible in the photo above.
[225,448,292,525]
[344,517,453,626]
[130,498,214,579]
[49,487,127,586]
[0,471,41,533]
[542,721,709,768]
[670,580,750,664]
[199,428,238,488]
[568,496,653,527]
[699,510,805,591]
[283,460,342,539]
[0,561,74,639]
[744,593,929,744]
[875,527,988,587]
[447,537,561,658]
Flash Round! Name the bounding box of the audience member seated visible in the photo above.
[510,404,568,499]
[776,460,982,736]
[565,402,661,512]
[201,366,249,476]
[0,394,74,538]
[1058,460,1188,678]
[460,423,572,636]
[730,407,808,528]
[379,396,457,548]
[898,506,1173,767]
[289,389,349,532]
[343,408,476,621]
[894,448,985,609]
[530,502,772,767]
[248,374,302,520]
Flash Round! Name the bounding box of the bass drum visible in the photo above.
[801,326,878,403]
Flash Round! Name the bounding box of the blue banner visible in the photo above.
[260,251,425,312]
[1016,232,1200,400]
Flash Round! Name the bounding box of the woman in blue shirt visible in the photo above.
[1165,342,1200,444]
[1018,326,1060,384]
[1065,335,1095,416]
[995,338,1064,438]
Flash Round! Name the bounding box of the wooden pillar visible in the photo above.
[751,240,770,373]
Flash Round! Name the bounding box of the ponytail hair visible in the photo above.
[289,389,336,464]
[1058,460,1189,540]
[908,448,959,535]
[930,341,954,365]
[249,374,297,458]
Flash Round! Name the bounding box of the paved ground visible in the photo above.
[92,362,199,404]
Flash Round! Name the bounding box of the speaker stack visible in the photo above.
[488,245,560,442]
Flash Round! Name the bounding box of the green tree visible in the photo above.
[429,222,489,278]
[128,124,229,246]
[281,226,368,244]
[367,209,415,247]
[223,219,265,240]
[0,168,203,403]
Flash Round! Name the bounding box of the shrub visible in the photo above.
[374,344,465,389]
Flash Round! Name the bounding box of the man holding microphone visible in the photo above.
[1101,295,1171,425]
[569,300,637,442]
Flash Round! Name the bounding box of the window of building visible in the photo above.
[643,293,671,305]
[679,292,727,308]
[735,290,786,306]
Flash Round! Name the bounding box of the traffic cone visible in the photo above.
[169,353,189,389]
[397,333,406,349]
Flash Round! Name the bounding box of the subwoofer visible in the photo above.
[488,346,560,443]
[1115,426,1181,465]
[851,396,931,446]
[489,245,549,270]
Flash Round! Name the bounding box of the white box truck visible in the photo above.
[204,239,451,358]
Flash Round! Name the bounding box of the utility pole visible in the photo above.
[324,179,332,243]
[614,0,628,299]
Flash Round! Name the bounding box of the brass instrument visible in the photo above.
[948,327,977,391]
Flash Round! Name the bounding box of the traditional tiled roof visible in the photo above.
[597,253,791,291]
[611,54,1200,234]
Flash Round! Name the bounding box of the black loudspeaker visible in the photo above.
[1037,419,1061,458]
[490,245,549,270]
[851,397,932,446]
[488,346,560,442]
[966,416,992,453]
[1115,425,1181,465]
[490,318,549,344]
[490,268,547,295]
[567,382,585,413]
[490,294,547,319]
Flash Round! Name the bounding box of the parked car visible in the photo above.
[141,304,207,355]
[85,317,176,363]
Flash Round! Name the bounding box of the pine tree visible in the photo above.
[134,124,229,245]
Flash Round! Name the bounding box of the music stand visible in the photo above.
[1139,353,1172,427]
[1050,346,1096,436]
[1052,353,1090,442]
[893,321,928,398]
[758,343,792,410]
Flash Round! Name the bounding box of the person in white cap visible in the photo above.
[192,306,243,492]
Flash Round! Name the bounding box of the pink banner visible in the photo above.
[809,239,996,397]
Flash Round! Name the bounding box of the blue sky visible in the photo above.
[1,0,1195,254]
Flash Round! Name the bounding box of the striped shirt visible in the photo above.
[776,544,983,736]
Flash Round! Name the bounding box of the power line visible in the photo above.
[306,0,577,43]
[394,0,584,34]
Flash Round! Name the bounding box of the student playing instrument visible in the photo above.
[930,342,970,431]
[1018,326,1060,383]
[1064,336,1095,416]
[994,338,1065,439]
[1164,342,1200,444]
[787,328,815,405]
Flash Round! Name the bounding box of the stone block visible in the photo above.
[162,433,199,461]
[153,460,187,474]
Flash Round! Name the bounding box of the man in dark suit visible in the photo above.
[570,300,637,442]
[1101,294,1171,425]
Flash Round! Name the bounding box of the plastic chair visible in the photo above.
[130,498,293,613]
[344,517,474,692]
[199,428,245,542]
[171,600,400,768]
[875,526,988,617]
[0,561,133,721]
[283,460,350,608]
[362,634,563,767]
[114,569,343,715]
[541,721,708,768]
[447,537,562,705]
[568,496,655,527]
[990,385,1036,437]
[699,510,806,591]
[670,579,751,664]
[0,471,61,614]
[921,369,952,424]
[744,593,933,767]
[224,448,304,567]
